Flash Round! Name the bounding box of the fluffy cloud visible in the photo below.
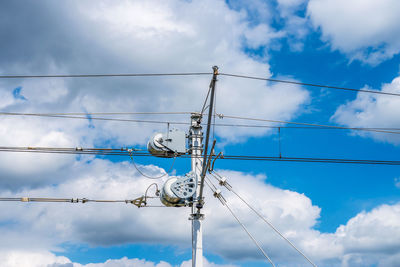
[1,158,400,265]
[0,161,320,262]
[320,203,400,267]
[276,0,309,51]
[0,0,311,191]
[0,251,235,267]
[307,0,400,64]
[0,0,309,144]
[332,77,400,144]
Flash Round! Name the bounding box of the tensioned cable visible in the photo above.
[0,111,191,116]
[0,147,400,165]
[210,171,317,267]
[217,114,400,135]
[0,72,213,79]
[201,86,212,115]
[219,73,400,97]
[2,112,399,135]
[2,71,398,97]
[0,197,163,207]
[0,112,189,125]
[204,178,275,267]
[128,151,175,179]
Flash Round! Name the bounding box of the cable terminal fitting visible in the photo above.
[213,189,227,205]
[218,176,232,190]
[213,189,221,198]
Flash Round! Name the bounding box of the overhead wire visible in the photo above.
[0,111,191,116]
[1,112,399,135]
[219,73,400,97]
[0,72,213,79]
[1,70,398,97]
[0,112,189,125]
[200,86,212,115]
[210,171,317,267]
[216,114,400,135]
[0,196,162,207]
[0,146,400,165]
[204,177,275,267]
[128,150,176,179]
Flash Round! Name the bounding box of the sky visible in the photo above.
[0,0,400,266]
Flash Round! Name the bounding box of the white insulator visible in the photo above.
[147,133,169,157]
[160,177,182,207]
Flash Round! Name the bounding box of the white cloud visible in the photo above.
[0,0,310,190]
[332,76,400,144]
[0,0,309,143]
[1,158,400,265]
[0,250,71,267]
[0,251,235,267]
[76,257,173,267]
[307,0,400,64]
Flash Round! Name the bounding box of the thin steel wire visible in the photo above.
[0,197,167,208]
[204,180,275,267]
[218,114,400,135]
[0,112,189,125]
[0,111,191,116]
[0,112,400,134]
[1,112,400,135]
[0,72,212,79]
[219,73,400,97]
[129,152,176,179]
[1,146,400,165]
[211,171,317,267]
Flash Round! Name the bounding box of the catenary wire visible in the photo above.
[0,197,163,207]
[217,114,400,135]
[128,151,176,179]
[1,111,399,135]
[201,86,212,115]
[0,146,400,165]
[211,171,317,267]
[0,72,212,79]
[0,112,189,125]
[0,111,191,116]
[204,178,275,267]
[2,70,398,97]
[219,73,400,97]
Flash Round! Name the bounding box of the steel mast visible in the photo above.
[189,112,204,267]
[189,66,218,267]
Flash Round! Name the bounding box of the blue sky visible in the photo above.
[1,0,400,266]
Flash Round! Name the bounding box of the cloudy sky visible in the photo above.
[1,0,400,266]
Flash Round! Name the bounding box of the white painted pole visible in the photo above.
[189,113,204,267]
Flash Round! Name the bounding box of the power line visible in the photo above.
[2,70,398,97]
[2,112,399,135]
[204,178,275,267]
[0,146,399,165]
[210,171,317,267]
[0,72,212,79]
[0,112,189,125]
[217,114,400,135]
[0,196,163,208]
[219,73,400,97]
[0,111,191,116]
[128,151,176,179]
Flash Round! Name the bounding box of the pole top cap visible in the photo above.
[212,66,219,75]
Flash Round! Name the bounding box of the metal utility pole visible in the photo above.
[189,66,218,267]
[189,112,204,267]
[197,66,218,210]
